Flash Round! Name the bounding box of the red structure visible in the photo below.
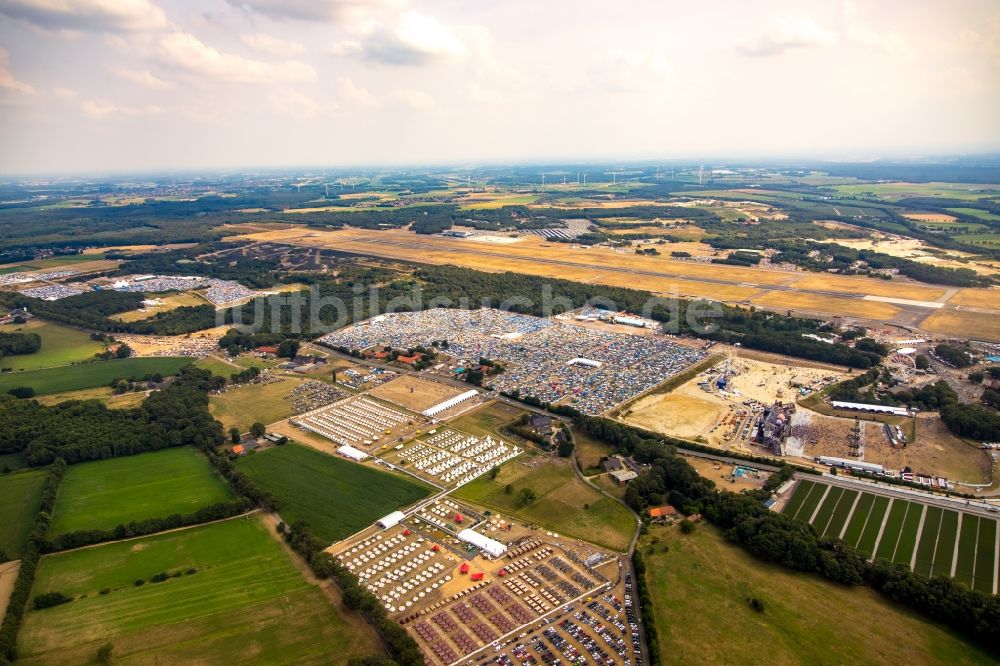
[459,562,470,574]
[470,572,484,581]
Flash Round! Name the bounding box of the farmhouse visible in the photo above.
[609,469,638,485]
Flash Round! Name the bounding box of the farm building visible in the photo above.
[648,505,678,521]
[609,469,638,484]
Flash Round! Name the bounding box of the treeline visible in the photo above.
[0,459,64,662]
[281,522,424,665]
[575,416,1000,654]
[0,367,223,466]
[0,290,216,336]
[0,332,41,357]
[41,499,253,553]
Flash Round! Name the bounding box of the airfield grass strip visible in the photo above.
[972,518,997,594]
[781,480,814,518]
[954,514,979,588]
[912,506,942,576]
[841,493,875,547]
[931,510,959,579]
[893,503,925,567]
[823,489,858,538]
[857,496,890,558]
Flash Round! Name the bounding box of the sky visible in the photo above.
[0,0,998,174]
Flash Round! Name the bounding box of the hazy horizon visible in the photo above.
[1,0,999,174]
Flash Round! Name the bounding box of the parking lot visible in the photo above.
[319,309,706,415]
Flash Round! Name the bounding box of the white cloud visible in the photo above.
[157,31,316,83]
[0,0,168,33]
[332,10,468,65]
[840,2,911,57]
[336,76,379,107]
[52,86,77,98]
[112,67,174,89]
[739,16,837,56]
[241,33,306,58]
[268,90,335,119]
[469,82,502,104]
[389,88,434,110]
[0,47,34,93]
[225,0,399,23]
[81,99,162,118]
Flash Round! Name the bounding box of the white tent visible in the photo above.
[376,511,406,529]
[457,529,507,557]
[337,445,369,461]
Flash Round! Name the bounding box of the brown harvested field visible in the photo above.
[0,560,19,618]
[366,375,464,412]
[224,226,997,325]
[608,226,674,235]
[902,212,958,223]
[872,414,991,486]
[789,274,947,301]
[945,288,1000,308]
[683,454,765,492]
[750,291,901,320]
[920,309,1000,341]
[110,292,208,322]
[621,391,726,441]
[35,387,147,409]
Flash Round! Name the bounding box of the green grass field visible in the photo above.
[832,182,1000,202]
[18,516,381,665]
[0,356,192,395]
[49,447,233,536]
[453,454,636,552]
[0,265,27,274]
[0,319,105,372]
[640,523,993,665]
[194,356,239,378]
[448,400,526,438]
[782,481,997,593]
[0,469,46,557]
[947,207,1000,222]
[209,377,307,431]
[235,443,431,542]
[956,233,1000,247]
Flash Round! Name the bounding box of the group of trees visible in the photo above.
[935,343,975,368]
[0,331,41,357]
[0,367,223,466]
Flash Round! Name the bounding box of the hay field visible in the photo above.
[921,309,1000,341]
[750,291,901,320]
[640,523,993,665]
[367,375,465,412]
[18,517,381,665]
[902,212,958,223]
[34,386,147,409]
[0,561,18,618]
[209,376,310,431]
[110,291,207,323]
[48,447,234,536]
[945,289,999,308]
